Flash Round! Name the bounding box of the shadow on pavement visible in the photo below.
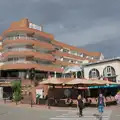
[93,114,102,120]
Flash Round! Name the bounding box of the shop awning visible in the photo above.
[40,78,120,87]
[65,79,105,86]
[40,78,72,85]
[89,84,120,89]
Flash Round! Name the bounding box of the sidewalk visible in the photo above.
[110,106,120,120]
[0,100,118,120]
[0,100,49,109]
[0,100,118,111]
[0,100,73,110]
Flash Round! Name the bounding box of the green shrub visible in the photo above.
[12,81,22,104]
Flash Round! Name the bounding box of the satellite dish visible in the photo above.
[64,89,71,97]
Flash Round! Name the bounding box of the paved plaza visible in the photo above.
[0,103,120,120]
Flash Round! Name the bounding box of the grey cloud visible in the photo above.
[0,0,120,46]
[55,18,120,45]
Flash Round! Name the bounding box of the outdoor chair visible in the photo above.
[105,96,117,106]
[72,99,77,106]
[88,98,92,104]
[106,97,111,102]
[65,98,73,106]
[111,96,115,101]
[82,98,86,104]
[91,98,97,105]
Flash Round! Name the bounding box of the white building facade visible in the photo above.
[84,58,120,83]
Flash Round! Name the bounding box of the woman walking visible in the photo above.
[77,95,84,117]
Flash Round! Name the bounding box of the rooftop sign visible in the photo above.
[29,23,42,31]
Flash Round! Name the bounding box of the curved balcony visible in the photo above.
[2,51,55,62]
[3,37,55,51]
[53,60,79,67]
[53,51,86,60]
[52,40,101,57]
[3,48,36,53]
[53,51,97,63]
[1,63,63,73]
[2,28,54,40]
[34,53,55,61]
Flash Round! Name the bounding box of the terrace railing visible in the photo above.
[0,77,21,82]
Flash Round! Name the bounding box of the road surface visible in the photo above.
[0,104,118,120]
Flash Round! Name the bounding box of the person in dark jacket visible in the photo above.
[98,93,106,115]
[77,95,84,117]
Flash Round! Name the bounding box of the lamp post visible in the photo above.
[54,71,56,78]
[30,68,36,82]
[75,72,77,78]
[26,69,30,79]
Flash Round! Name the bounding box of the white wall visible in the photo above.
[84,60,120,83]
[100,53,104,60]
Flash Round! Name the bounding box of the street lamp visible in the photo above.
[30,68,36,81]
[25,68,36,82]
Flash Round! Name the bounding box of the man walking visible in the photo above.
[97,93,106,119]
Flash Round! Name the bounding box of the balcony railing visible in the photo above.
[3,36,50,43]
[3,48,36,52]
[0,77,21,82]
[4,36,37,41]
[4,60,52,65]
[4,60,36,64]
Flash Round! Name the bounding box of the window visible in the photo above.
[103,66,116,82]
[80,54,83,57]
[106,67,111,73]
[8,47,12,49]
[60,57,63,61]
[103,66,116,77]
[55,47,59,50]
[89,68,100,78]
[8,58,13,61]
[63,49,69,53]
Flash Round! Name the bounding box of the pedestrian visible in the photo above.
[47,95,51,109]
[115,91,120,106]
[97,93,106,117]
[77,95,84,117]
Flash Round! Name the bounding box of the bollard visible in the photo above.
[31,99,32,107]
[4,98,6,104]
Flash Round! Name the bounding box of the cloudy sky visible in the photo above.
[0,0,120,46]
